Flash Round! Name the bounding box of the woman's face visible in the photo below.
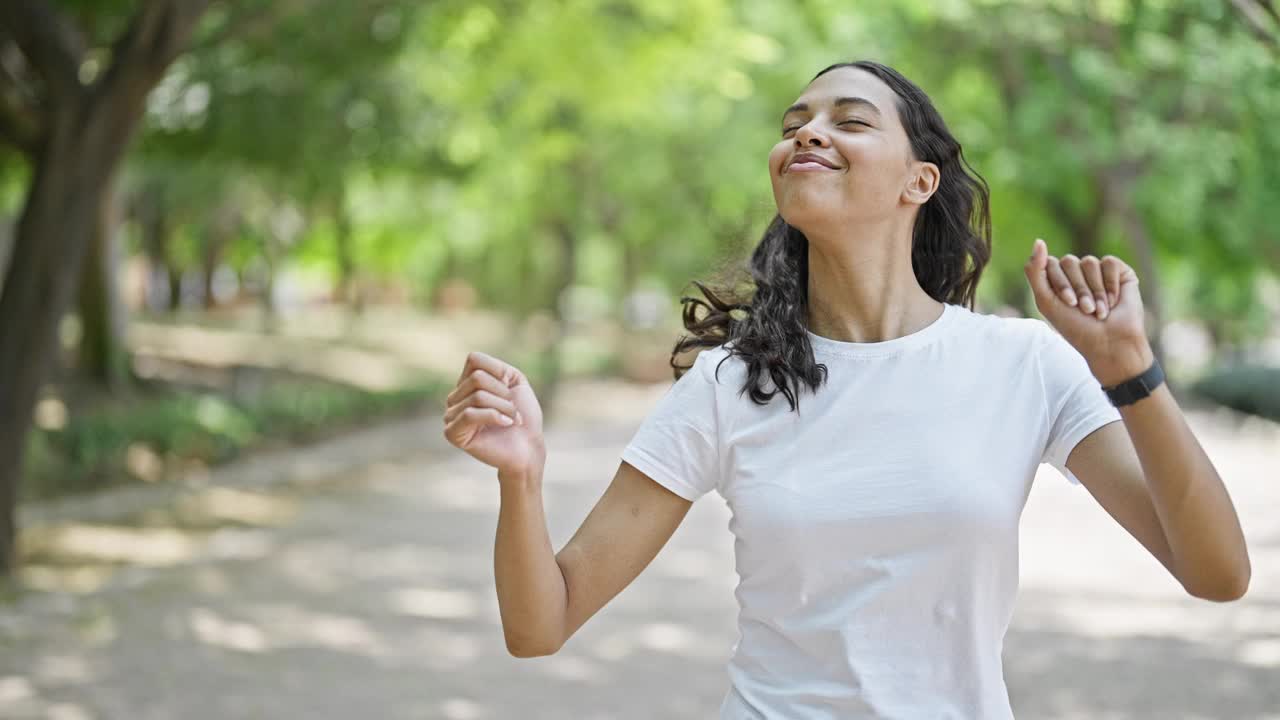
[768,67,932,234]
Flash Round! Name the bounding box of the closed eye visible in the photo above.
[781,119,870,137]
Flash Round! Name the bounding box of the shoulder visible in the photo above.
[688,343,743,387]
[946,303,1052,353]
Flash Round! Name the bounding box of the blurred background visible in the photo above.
[0,1,1277,718]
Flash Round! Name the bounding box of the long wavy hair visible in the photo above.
[673,60,992,412]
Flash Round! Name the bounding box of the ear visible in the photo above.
[902,161,940,206]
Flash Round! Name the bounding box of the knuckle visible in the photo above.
[475,390,502,406]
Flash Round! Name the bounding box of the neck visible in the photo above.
[802,217,943,343]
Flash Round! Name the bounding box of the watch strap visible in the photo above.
[1102,359,1164,407]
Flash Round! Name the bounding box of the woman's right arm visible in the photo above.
[444,351,694,658]
[495,458,692,657]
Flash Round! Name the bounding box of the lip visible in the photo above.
[788,152,840,172]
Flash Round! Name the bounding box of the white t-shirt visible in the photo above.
[619,302,1122,719]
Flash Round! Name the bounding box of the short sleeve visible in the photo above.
[619,348,723,502]
[1036,323,1122,485]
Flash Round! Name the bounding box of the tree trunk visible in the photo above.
[333,188,361,312]
[206,200,243,308]
[135,183,176,311]
[0,217,12,297]
[200,216,232,309]
[201,250,218,309]
[77,179,131,390]
[619,235,640,329]
[259,233,279,333]
[536,219,578,427]
[0,0,210,575]
[0,101,117,574]
[1115,198,1167,371]
[1104,175,1168,385]
[1045,184,1105,260]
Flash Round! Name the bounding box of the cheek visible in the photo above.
[836,136,896,174]
[838,140,902,187]
[767,142,790,177]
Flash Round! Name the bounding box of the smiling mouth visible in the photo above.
[788,161,836,171]
[786,153,841,173]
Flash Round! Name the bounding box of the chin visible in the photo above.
[777,198,835,234]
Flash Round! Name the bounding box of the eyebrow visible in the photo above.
[782,96,883,122]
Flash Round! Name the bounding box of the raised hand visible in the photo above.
[443,351,545,476]
[1023,238,1155,386]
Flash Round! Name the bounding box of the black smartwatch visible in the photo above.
[1101,359,1165,407]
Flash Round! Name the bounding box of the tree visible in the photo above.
[1229,0,1280,51]
[136,1,428,311]
[0,0,217,575]
[902,0,1280,364]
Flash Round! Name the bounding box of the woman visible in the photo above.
[442,60,1251,718]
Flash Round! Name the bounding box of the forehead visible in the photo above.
[790,67,898,121]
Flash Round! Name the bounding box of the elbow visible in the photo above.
[506,641,559,659]
[504,631,562,658]
[1184,564,1251,603]
[504,640,555,661]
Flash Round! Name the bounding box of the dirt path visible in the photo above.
[2,381,1277,719]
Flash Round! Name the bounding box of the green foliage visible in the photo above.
[23,378,448,501]
[910,1,1280,316]
[1191,365,1280,422]
[103,0,1280,349]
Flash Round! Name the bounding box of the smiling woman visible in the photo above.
[675,60,992,410]
[445,58,1249,720]
[618,59,1245,717]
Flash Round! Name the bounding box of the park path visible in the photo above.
[1,377,1278,719]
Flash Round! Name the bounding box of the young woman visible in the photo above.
[442,60,1251,718]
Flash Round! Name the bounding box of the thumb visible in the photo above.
[1023,238,1053,303]
[1113,263,1141,308]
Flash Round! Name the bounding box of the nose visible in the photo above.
[793,121,829,148]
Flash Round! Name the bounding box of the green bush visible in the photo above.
[24,378,449,501]
[1190,365,1280,423]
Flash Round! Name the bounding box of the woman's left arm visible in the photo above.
[1024,238,1251,602]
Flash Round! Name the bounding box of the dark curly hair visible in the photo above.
[672,60,992,412]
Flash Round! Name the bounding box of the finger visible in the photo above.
[457,351,521,388]
[1045,256,1077,307]
[444,407,515,440]
[446,368,513,408]
[1023,238,1055,304]
[1101,256,1124,307]
[1058,255,1094,313]
[1080,256,1107,319]
[444,390,519,425]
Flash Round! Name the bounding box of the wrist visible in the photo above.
[498,445,546,490]
[1089,341,1156,387]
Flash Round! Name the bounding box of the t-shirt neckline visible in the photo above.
[803,302,960,358]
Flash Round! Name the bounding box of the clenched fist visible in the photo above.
[1023,238,1155,386]
[443,351,545,477]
